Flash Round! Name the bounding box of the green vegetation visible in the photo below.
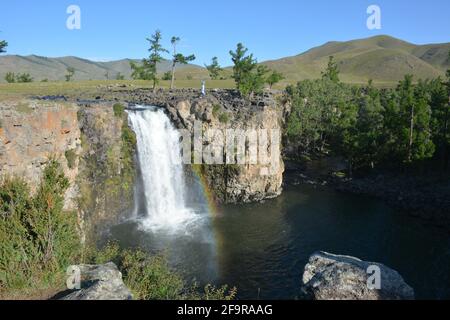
[65,67,75,82]
[0,39,7,53]
[212,104,221,118]
[205,57,223,80]
[321,56,340,83]
[267,71,285,89]
[87,243,237,300]
[9,73,33,83]
[115,72,125,80]
[130,30,169,90]
[170,36,196,89]
[162,71,172,81]
[262,35,450,85]
[0,160,81,295]
[113,103,125,118]
[218,112,230,124]
[0,162,235,300]
[5,72,15,83]
[120,120,138,193]
[286,54,450,174]
[65,149,77,169]
[230,43,283,97]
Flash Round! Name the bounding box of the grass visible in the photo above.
[87,243,237,300]
[0,79,237,100]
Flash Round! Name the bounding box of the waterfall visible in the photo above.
[128,106,201,232]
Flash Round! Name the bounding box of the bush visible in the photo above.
[113,103,125,118]
[65,149,77,169]
[16,73,33,83]
[162,71,172,81]
[218,113,230,124]
[5,72,15,83]
[0,160,81,293]
[88,243,237,300]
[212,105,221,118]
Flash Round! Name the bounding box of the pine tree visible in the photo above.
[0,39,7,53]
[65,67,75,82]
[230,43,256,90]
[205,57,222,80]
[146,30,169,90]
[267,71,285,89]
[322,56,340,83]
[169,36,195,89]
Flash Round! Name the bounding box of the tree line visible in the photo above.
[130,30,285,95]
[2,33,286,93]
[286,55,450,175]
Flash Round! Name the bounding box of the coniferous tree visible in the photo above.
[65,67,75,82]
[322,56,340,83]
[267,71,285,89]
[0,39,7,53]
[230,43,256,90]
[169,36,195,89]
[205,57,222,80]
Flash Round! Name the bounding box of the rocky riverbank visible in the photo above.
[285,160,450,231]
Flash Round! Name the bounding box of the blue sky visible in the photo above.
[0,0,449,66]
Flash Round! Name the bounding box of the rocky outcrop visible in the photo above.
[76,103,136,241]
[60,263,133,300]
[301,252,415,300]
[0,100,81,210]
[0,100,136,242]
[160,90,286,203]
[58,87,287,204]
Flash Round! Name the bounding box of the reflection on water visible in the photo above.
[105,184,450,300]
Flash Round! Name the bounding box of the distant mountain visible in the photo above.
[0,35,449,84]
[262,35,450,84]
[0,55,206,82]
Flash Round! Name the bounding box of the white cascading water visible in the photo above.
[128,106,200,232]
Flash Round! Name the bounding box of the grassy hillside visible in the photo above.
[262,35,450,85]
[0,55,206,83]
[0,35,448,86]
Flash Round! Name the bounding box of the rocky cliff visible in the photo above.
[123,89,286,203]
[1,89,287,237]
[0,99,136,242]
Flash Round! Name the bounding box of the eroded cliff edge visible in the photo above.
[0,89,287,238]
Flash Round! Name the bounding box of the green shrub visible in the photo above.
[0,160,81,293]
[162,71,172,81]
[16,73,33,83]
[218,113,230,124]
[5,72,15,83]
[87,243,237,301]
[113,103,125,118]
[212,104,221,118]
[65,149,77,169]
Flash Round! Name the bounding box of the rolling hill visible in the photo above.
[263,35,450,84]
[0,55,207,83]
[0,35,449,85]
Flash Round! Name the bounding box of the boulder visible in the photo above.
[60,262,133,300]
[301,252,414,300]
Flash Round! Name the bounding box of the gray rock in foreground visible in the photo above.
[60,262,133,300]
[301,252,415,300]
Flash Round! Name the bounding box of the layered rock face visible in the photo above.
[0,100,81,210]
[60,263,133,300]
[301,252,415,300]
[91,87,286,203]
[0,100,136,241]
[149,90,286,203]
